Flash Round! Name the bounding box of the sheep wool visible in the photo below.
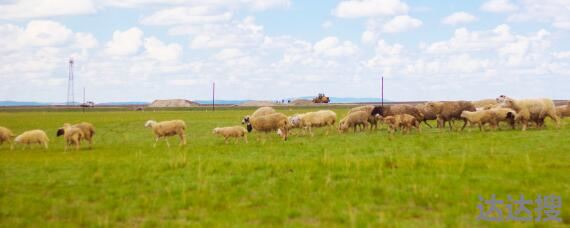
[0,126,15,150]
[425,101,476,131]
[213,126,248,144]
[14,129,49,149]
[339,110,370,133]
[145,120,187,147]
[243,112,289,141]
[460,110,498,131]
[242,107,277,124]
[298,110,337,136]
[497,95,560,131]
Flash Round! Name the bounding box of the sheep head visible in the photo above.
[246,123,253,132]
[144,120,157,128]
[212,128,219,135]
[242,116,251,125]
[56,128,65,137]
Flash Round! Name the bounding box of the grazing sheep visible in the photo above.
[339,110,370,133]
[556,104,569,118]
[144,120,187,147]
[57,122,95,149]
[497,95,560,131]
[415,104,438,128]
[372,104,424,121]
[288,114,305,130]
[380,114,421,134]
[213,126,248,144]
[297,110,337,136]
[0,126,15,150]
[56,124,84,151]
[487,108,517,129]
[425,101,476,131]
[242,106,276,124]
[348,105,378,130]
[243,112,289,141]
[14,129,49,150]
[460,110,498,131]
[472,99,498,109]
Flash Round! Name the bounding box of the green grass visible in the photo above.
[1,108,569,227]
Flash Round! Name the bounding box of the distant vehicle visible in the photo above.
[80,101,95,108]
[312,93,330,104]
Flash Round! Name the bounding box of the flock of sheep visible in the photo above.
[0,95,568,149]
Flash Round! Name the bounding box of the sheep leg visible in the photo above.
[224,137,228,144]
[165,138,171,148]
[153,137,159,148]
[244,135,248,144]
[460,119,468,131]
[179,133,187,146]
[423,120,433,128]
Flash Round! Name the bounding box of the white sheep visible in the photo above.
[339,110,370,133]
[242,106,276,124]
[297,110,337,136]
[144,120,187,147]
[460,110,498,131]
[497,95,560,131]
[213,126,248,144]
[14,129,49,150]
[487,107,517,129]
[243,112,289,141]
[0,126,15,150]
[380,114,421,134]
[56,124,84,152]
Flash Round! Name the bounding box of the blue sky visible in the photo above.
[0,0,569,102]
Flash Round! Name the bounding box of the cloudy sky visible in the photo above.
[0,0,569,102]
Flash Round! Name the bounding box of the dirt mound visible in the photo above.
[239,100,277,107]
[148,99,199,108]
[290,99,313,105]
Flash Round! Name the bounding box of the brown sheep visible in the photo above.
[371,104,424,127]
[380,114,421,134]
[348,105,378,130]
[415,103,438,128]
[425,101,476,131]
[339,110,370,133]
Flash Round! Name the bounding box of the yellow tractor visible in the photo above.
[312,93,330,103]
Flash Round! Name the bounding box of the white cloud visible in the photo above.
[104,27,144,56]
[333,0,409,18]
[314,36,358,57]
[361,30,377,44]
[140,6,232,26]
[101,0,290,11]
[509,0,570,30]
[481,0,518,13]
[0,0,96,19]
[0,20,80,52]
[189,16,264,49]
[143,37,182,62]
[442,12,477,25]
[322,21,333,29]
[382,15,422,33]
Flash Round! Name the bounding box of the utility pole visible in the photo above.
[82,87,85,113]
[212,82,215,111]
[381,76,384,107]
[67,58,75,106]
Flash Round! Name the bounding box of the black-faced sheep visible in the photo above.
[497,95,559,131]
[56,124,84,151]
[243,112,289,141]
[380,114,421,134]
[14,129,49,150]
[339,110,370,133]
[144,120,187,147]
[57,122,95,149]
[242,106,276,124]
[0,126,15,150]
[425,101,476,131]
[213,126,248,144]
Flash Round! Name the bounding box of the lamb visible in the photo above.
[297,110,337,136]
[460,110,498,131]
[348,105,378,130]
[243,112,289,141]
[425,101,476,131]
[242,106,276,124]
[415,104,438,128]
[56,124,84,151]
[56,122,95,149]
[14,129,49,150]
[144,120,187,147]
[338,110,370,133]
[380,114,421,134]
[496,95,560,131]
[212,126,248,144]
[0,126,15,150]
[487,108,517,129]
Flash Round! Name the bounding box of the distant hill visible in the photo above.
[0,101,51,106]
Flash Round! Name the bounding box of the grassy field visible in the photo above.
[0,107,569,227]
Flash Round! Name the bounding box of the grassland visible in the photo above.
[0,107,569,227]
